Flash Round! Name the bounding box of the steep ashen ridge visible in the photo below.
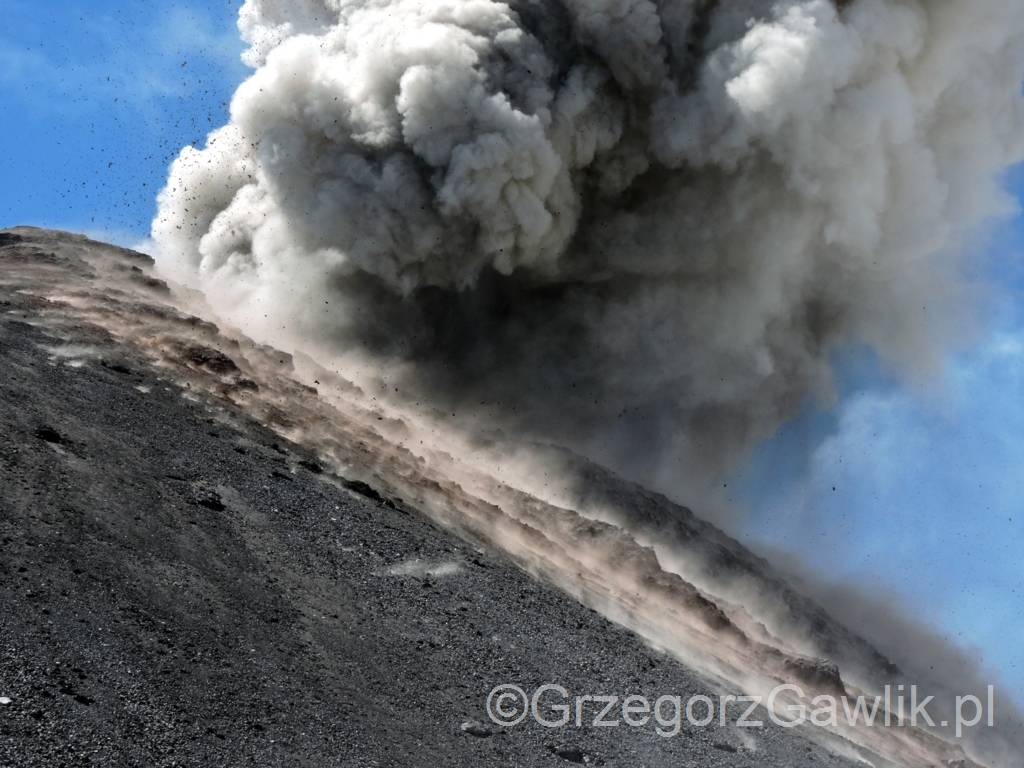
[2,227,1007,766]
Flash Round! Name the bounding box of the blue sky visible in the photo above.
[0,0,245,245]
[3,0,1023,702]
[737,188,1024,694]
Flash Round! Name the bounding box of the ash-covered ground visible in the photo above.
[0,228,1000,767]
[0,232,863,768]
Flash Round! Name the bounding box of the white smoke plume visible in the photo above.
[153,0,1024,498]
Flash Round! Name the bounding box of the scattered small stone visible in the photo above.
[101,360,132,375]
[35,427,62,444]
[460,721,494,738]
[194,489,225,512]
[0,697,11,705]
[343,479,383,503]
[181,344,239,375]
[549,745,587,763]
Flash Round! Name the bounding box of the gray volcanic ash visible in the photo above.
[3,227,1020,767]
[152,0,1024,504]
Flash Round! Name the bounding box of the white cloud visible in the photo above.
[743,318,1024,690]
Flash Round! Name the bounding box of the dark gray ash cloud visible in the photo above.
[152,0,1024,500]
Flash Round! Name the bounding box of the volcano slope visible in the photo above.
[0,228,993,767]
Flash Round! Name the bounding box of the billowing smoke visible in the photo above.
[153,0,1024,497]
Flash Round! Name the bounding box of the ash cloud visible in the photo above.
[152,0,1024,499]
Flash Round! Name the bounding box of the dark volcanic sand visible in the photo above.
[1,239,862,767]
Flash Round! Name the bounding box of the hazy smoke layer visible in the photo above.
[153,0,1024,491]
